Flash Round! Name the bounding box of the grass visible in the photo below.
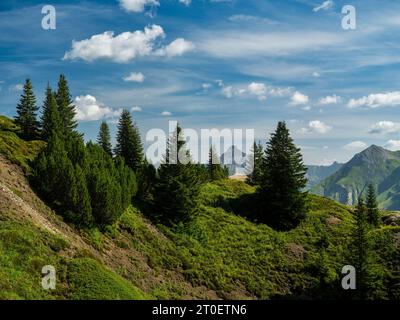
[0,116,45,172]
[66,258,147,300]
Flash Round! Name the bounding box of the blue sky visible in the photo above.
[1,0,400,165]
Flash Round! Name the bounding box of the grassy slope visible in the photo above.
[0,116,399,299]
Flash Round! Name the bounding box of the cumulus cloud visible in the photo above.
[313,0,334,12]
[347,91,400,108]
[343,141,368,151]
[155,38,195,57]
[63,25,193,63]
[131,106,142,112]
[221,82,291,101]
[318,94,341,105]
[385,140,400,151]
[301,120,332,134]
[161,111,172,116]
[247,82,267,101]
[290,91,309,106]
[74,95,120,121]
[119,0,159,13]
[368,121,400,134]
[123,72,145,83]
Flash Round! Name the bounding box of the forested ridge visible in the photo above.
[0,75,399,300]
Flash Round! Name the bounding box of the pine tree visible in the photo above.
[137,158,157,202]
[154,124,201,225]
[246,141,263,185]
[56,74,77,136]
[208,146,225,181]
[114,109,144,172]
[257,121,308,230]
[366,183,380,227]
[97,121,113,156]
[351,198,371,299]
[15,79,39,139]
[40,84,62,141]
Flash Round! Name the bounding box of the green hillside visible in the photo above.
[313,145,400,209]
[0,116,399,300]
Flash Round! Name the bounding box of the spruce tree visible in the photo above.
[257,121,308,230]
[15,79,39,139]
[97,121,113,156]
[366,183,380,227]
[56,74,77,136]
[246,141,263,185]
[41,84,61,141]
[154,124,201,225]
[208,146,225,181]
[114,109,144,172]
[351,199,371,299]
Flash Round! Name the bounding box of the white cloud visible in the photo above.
[368,121,400,134]
[347,91,400,108]
[313,1,334,12]
[385,140,400,151]
[222,86,234,98]
[161,111,172,116]
[290,91,309,106]
[119,0,159,13]
[301,120,332,134]
[131,106,142,112]
[123,72,145,83]
[74,95,120,121]
[221,81,291,100]
[10,83,23,91]
[179,0,191,5]
[312,72,320,77]
[318,94,341,105]
[202,83,211,90]
[64,25,193,63]
[155,38,195,57]
[343,141,368,151]
[247,82,267,101]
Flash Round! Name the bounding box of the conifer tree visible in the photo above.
[208,146,225,181]
[154,124,201,225]
[114,109,144,172]
[351,198,371,299]
[366,183,380,227]
[15,79,39,139]
[40,84,61,141]
[97,121,113,156]
[257,121,308,230]
[246,141,263,185]
[56,74,77,136]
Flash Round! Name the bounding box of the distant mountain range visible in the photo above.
[311,145,400,210]
[306,162,343,189]
[220,145,247,175]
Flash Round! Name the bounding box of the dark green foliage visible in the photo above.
[154,124,201,225]
[246,141,263,185]
[257,121,308,230]
[208,146,226,181]
[56,74,77,136]
[97,121,112,156]
[136,158,157,202]
[40,85,62,141]
[15,79,39,140]
[114,109,143,172]
[366,184,381,226]
[86,143,137,227]
[349,199,371,299]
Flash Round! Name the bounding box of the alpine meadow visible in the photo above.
[0,0,400,307]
